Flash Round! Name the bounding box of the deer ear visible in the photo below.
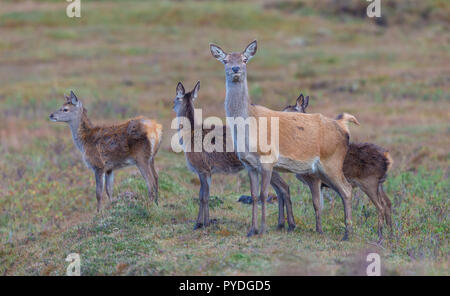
[296,94,304,110]
[210,43,227,62]
[192,81,200,101]
[69,91,81,107]
[176,82,185,98]
[303,96,310,111]
[243,40,257,61]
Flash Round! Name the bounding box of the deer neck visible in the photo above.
[68,109,93,153]
[225,78,250,119]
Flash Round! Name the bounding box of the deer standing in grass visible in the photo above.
[211,40,359,239]
[173,81,296,230]
[283,94,393,242]
[49,91,162,212]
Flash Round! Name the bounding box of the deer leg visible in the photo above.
[136,159,157,203]
[309,178,323,234]
[149,157,159,205]
[259,167,273,235]
[194,174,205,230]
[360,181,385,243]
[201,173,211,227]
[94,170,104,212]
[105,170,114,202]
[247,169,259,237]
[379,183,393,238]
[271,172,295,231]
[318,166,353,241]
[271,174,285,230]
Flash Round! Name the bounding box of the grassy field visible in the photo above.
[0,0,449,275]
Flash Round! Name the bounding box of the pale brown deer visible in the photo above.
[49,91,162,212]
[283,93,393,242]
[173,81,296,230]
[211,40,359,240]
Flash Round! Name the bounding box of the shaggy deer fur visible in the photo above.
[173,82,295,230]
[283,93,393,241]
[49,91,162,212]
[211,40,359,239]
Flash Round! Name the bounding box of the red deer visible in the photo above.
[49,91,162,212]
[283,94,393,242]
[211,40,359,239]
[173,81,296,230]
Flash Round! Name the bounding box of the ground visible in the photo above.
[0,0,449,275]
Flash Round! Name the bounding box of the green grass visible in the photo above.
[0,0,449,275]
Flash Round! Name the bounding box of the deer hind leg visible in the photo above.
[247,169,259,237]
[271,172,295,231]
[105,170,114,202]
[359,179,385,243]
[318,164,353,241]
[149,157,159,205]
[300,175,323,234]
[136,158,157,204]
[379,183,393,237]
[94,169,105,212]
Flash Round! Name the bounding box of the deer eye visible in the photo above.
[223,60,228,64]
[63,108,69,112]
[243,58,248,63]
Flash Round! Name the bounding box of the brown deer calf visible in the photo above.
[49,91,162,212]
[283,94,393,242]
[173,82,296,230]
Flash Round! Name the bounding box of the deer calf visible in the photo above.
[283,94,393,242]
[173,81,296,230]
[49,91,162,212]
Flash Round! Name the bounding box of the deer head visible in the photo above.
[49,91,83,123]
[282,93,309,113]
[210,40,257,83]
[173,81,200,117]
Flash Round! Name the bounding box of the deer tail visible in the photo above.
[335,113,360,134]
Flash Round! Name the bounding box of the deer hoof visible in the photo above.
[288,225,296,232]
[277,224,285,231]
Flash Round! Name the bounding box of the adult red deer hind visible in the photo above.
[49,91,162,212]
[210,40,359,240]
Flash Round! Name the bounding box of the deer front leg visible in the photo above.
[94,169,105,212]
[247,169,259,237]
[259,166,273,235]
[194,175,205,230]
[201,173,211,227]
[105,170,114,202]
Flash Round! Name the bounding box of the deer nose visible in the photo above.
[49,114,54,119]
[232,66,240,73]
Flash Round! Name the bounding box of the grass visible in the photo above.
[0,0,449,275]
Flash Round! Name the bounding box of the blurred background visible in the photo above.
[0,0,448,275]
